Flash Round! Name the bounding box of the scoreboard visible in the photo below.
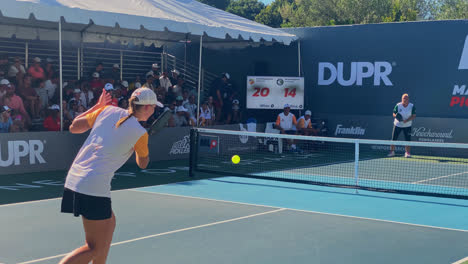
[246,76,304,109]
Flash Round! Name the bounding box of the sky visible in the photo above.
[259,0,274,5]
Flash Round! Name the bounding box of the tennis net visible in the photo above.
[189,128,468,199]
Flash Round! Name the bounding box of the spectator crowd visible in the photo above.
[0,53,242,133]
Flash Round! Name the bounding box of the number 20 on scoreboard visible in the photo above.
[246,76,304,109]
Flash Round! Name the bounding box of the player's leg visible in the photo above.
[389,126,401,156]
[403,127,412,157]
[58,214,115,264]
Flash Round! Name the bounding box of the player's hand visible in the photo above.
[97,89,112,107]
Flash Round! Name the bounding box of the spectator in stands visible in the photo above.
[8,57,26,84]
[0,105,12,133]
[296,110,318,136]
[79,81,94,109]
[170,69,179,85]
[120,80,129,98]
[181,89,190,105]
[184,95,197,127]
[128,76,141,92]
[226,99,242,124]
[274,104,297,151]
[69,100,79,119]
[104,83,118,107]
[164,100,177,127]
[173,106,189,127]
[61,99,73,129]
[44,73,59,102]
[17,75,40,119]
[210,72,236,124]
[207,96,216,123]
[199,101,212,126]
[75,104,85,117]
[43,104,61,131]
[159,71,172,93]
[45,58,56,80]
[0,54,9,80]
[143,72,155,91]
[28,57,45,81]
[9,110,27,132]
[0,79,10,103]
[33,78,48,113]
[3,83,30,129]
[90,72,104,97]
[69,88,85,109]
[109,64,120,83]
[151,63,160,75]
[89,62,104,80]
[118,98,128,109]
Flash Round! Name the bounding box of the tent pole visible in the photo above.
[298,40,301,77]
[196,35,203,127]
[59,20,63,132]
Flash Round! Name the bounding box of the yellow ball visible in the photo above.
[231,155,240,164]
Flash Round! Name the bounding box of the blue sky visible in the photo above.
[259,0,274,5]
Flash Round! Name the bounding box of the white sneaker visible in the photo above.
[405,152,411,158]
[387,151,395,157]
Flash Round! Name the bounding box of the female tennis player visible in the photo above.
[59,87,163,264]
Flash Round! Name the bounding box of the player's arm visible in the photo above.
[274,115,283,131]
[392,104,398,118]
[134,133,149,169]
[69,89,111,134]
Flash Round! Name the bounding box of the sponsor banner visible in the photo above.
[246,76,304,109]
[320,114,468,143]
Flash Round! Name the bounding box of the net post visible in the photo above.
[189,128,197,178]
[354,140,359,193]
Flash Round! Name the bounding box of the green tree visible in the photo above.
[226,0,266,21]
[435,0,468,19]
[255,0,294,27]
[197,0,231,10]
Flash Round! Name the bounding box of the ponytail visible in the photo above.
[116,97,140,128]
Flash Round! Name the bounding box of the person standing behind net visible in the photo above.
[59,87,163,264]
[388,93,416,158]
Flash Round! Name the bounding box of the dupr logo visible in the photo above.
[318,62,393,86]
[0,140,46,167]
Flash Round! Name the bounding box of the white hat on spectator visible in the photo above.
[121,81,129,88]
[49,104,60,110]
[135,82,142,88]
[152,63,159,68]
[113,64,119,69]
[232,99,239,104]
[305,110,312,116]
[176,106,187,112]
[63,82,68,88]
[132,87,163,107]
[171,69,180,75]
[73,89,81,94]
[146,71,154,78]
[33,57,41,63]
[284,104,290,108]
[0,79,10,85]
[104,83,114,91]
[92,72,100,78]
[223,72,230,79]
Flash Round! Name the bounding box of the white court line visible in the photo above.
[17,208,286,264]
[130,189,468,233]
[453,256,468,264]
[412,171,468,184]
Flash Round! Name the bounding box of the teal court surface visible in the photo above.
[1,160,468,264]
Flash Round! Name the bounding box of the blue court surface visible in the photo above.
[1,176,468,264]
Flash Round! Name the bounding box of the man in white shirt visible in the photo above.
[274,104,298,151]
[388,93,416,158]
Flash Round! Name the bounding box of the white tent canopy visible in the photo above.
[0,0,297,47]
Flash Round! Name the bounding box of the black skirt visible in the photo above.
[61,188,112,220]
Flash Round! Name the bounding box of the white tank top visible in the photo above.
[65,106,147,197]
